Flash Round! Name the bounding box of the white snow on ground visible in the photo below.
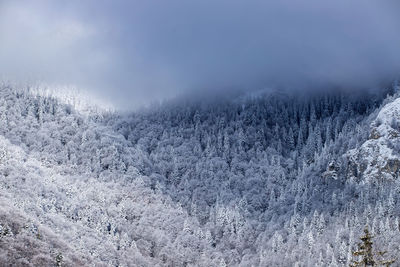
[376,97,400,127]
[347,97,400,182]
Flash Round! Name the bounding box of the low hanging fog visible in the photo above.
[1,0,400,109]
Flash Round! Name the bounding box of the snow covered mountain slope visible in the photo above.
[110,87,400,266]
[347,96,400,183]
[0,130,222,266]
[0,86,227,266]
[0,135,98,266]
[1,84,400,266]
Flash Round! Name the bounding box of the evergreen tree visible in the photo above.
[350,226,396,267]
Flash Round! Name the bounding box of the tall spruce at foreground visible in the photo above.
[350,227,396,267]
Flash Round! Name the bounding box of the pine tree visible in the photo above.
[350,226,396,267]
[287,127,295,150]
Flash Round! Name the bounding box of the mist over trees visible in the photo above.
[0,84,399,266]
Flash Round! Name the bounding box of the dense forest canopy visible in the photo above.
[0,84,399,266]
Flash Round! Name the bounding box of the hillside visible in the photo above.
[0,84,400,266]
[0,86,223,266]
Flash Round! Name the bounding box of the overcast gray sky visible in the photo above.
[1,0,400,109]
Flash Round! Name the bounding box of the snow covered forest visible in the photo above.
[0,83,399,266]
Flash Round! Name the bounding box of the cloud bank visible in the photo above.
[1,0,400,109]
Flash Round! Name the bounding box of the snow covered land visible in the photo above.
[0,84,399,266]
